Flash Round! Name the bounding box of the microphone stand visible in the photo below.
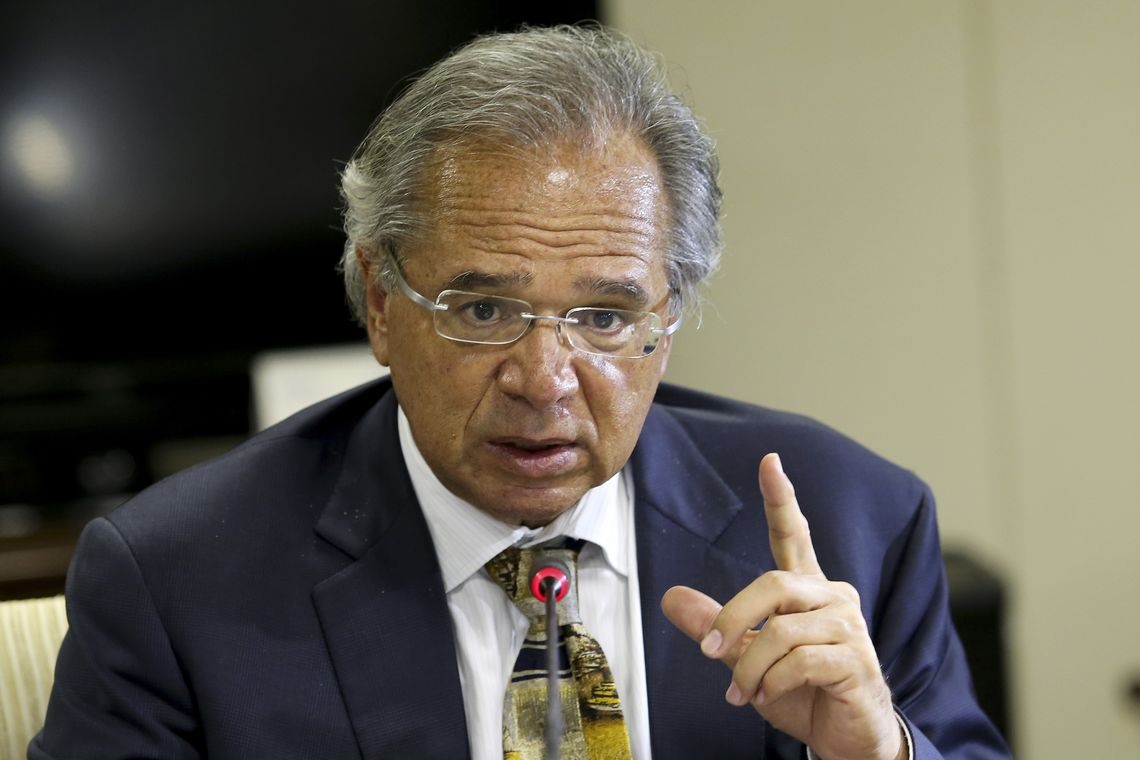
[530,555,571,760]
[542,576,563,760]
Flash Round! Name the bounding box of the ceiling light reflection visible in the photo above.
[6,113,77,200]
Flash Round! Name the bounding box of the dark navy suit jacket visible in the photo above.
[32,379,1009,758]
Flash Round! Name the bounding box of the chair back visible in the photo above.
[0,595,68,760]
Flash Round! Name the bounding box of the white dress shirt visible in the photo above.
[397,408,652,760]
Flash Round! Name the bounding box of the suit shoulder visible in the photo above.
[105,378,394,546]
[653,383,886,462]
[650,383,928,508]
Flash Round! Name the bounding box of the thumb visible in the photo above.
[661,585,723,647]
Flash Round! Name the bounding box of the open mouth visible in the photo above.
[508,440,570,452]
[492,434,576,450]
[487,437,580,476]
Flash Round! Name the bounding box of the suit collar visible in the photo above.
[312,383,470,758]
[313,384,405,560]
[631,400,744,542]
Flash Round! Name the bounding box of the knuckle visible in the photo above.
[714,600,754,638]
[834,580,860,604]
[770,649,812,689]
[831,615,854,638]
[762,570,795,594]
[761,612,791,642]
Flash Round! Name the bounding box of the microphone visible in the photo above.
[529,558,570,760]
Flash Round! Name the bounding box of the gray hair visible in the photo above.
[339,24,721,323]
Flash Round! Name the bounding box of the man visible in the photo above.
[33,25,1009,759]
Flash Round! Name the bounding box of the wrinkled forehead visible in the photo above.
[412,131,670,234]
[395,133,673,295]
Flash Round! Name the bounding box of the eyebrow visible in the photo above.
[446,270,534,290]
[444,269,651,306]
[574,275,651,306]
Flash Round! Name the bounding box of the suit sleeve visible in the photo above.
[872,488,1010,759]
[29,517,202,759]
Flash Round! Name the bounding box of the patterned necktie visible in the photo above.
[485,543,633,760]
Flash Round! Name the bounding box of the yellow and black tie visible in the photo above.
[485,543,633,760]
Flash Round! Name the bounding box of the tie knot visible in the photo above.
[486,543,582,626]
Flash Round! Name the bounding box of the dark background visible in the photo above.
[0,0,598,537]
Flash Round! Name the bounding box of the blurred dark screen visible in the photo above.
[0,0,597,512]
[1,0,598,364]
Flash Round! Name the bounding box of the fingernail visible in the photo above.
[772,453,784,475]
[753,688,766,706]
[725,682,744,706]
[700,629,722,657]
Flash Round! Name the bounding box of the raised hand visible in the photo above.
[661,453,905,760]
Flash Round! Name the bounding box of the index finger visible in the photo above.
[760,453,823,575]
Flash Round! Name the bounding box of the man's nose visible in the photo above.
[497,319,580,408]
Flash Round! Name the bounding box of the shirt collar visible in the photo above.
[397,406,630,592]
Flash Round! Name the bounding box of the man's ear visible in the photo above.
[356,246,391,367]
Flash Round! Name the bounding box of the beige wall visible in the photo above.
[608,1,1140,757]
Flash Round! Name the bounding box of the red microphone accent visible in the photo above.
[530,564,569,603]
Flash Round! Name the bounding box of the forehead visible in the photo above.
[408,133,671,293]
[426,133,664,210]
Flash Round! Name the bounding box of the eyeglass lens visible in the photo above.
[433,291,662,357]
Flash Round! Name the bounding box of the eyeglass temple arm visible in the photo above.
[655,312,683,337]
[391,263,448,312]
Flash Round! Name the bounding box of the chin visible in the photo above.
[479,486,586,528]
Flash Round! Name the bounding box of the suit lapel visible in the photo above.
[631,404,770,759]
[311,387,469,758]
